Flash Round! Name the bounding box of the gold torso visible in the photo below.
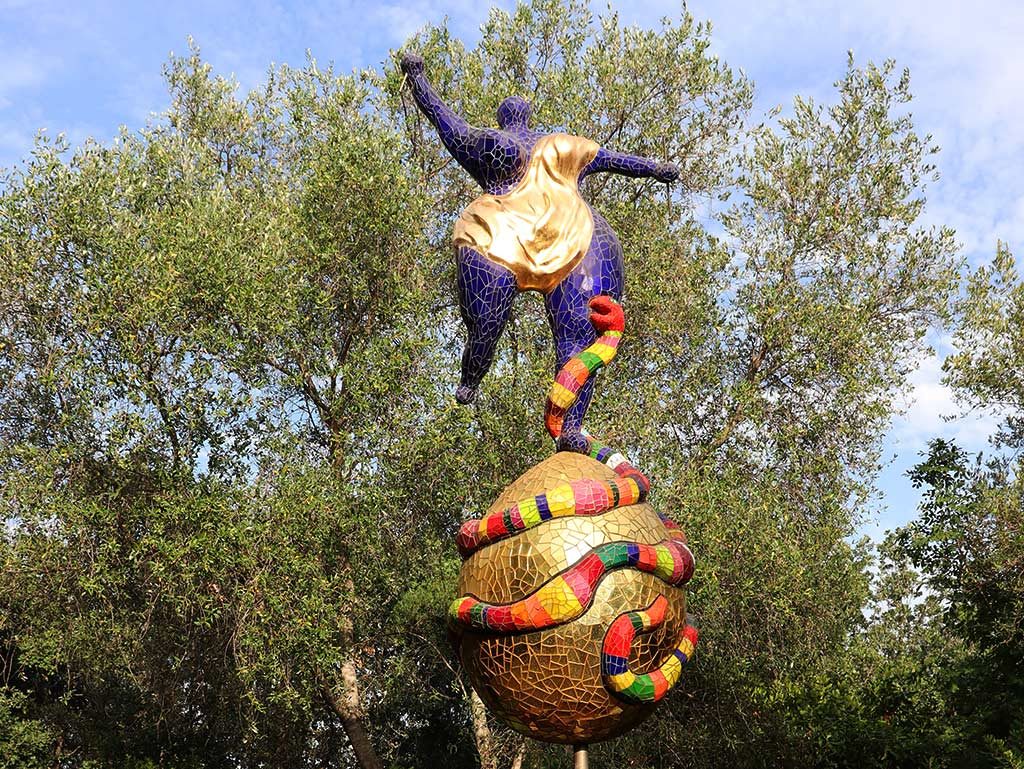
[453,133,600,293]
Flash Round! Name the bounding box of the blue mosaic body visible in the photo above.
[402,53,678,450]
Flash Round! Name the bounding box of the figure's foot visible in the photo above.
[588,295,625,333]
[455,384,477,404]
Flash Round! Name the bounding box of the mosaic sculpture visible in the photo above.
[401,52,698,752]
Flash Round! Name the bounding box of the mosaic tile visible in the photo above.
[401,53,695,745]
[402,52,676,427]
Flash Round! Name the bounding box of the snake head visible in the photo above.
[588,295,625,333]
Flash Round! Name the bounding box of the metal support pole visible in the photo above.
[573,744,588,769]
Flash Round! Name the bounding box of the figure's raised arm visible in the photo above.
[401,53,487,181]
[581,147,679,183]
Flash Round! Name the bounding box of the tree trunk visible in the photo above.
[306,381,383,769]
[470,689,498,769]
[509,739,526,769]
[323,663,384,769]
[321,571,384,769]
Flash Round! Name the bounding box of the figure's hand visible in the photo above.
[400,52,425,77]
[655,162,680,183]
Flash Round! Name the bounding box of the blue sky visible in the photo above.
[2,0,1021,538]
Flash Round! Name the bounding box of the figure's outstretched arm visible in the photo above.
[581,147,679,183]
[401,53,484,180]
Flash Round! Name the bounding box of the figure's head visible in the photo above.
[497,96,532,130]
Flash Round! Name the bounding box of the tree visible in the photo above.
[884,440,1023,767]
[592,50,957,769]
[0,1,962,767]
[945,242,1024,449]
[0,43,447,769]
[767,241,1024,768]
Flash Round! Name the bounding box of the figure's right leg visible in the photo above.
[543,212,625,450]
[455,245,518,404]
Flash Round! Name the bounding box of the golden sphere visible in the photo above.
[456,452,689,744]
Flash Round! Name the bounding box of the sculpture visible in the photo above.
[401,52,679,451]
[402,52,698,753]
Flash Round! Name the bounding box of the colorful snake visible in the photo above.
[449,296,698,704]
[603,596,698,703]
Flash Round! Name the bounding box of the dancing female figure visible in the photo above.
[402,53,678,452]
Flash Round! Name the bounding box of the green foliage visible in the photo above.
[0,38,448,768]
[730,435,1023,769]
[0,689,57,769]
[880,440,1023,768]
[930,240,1024,767]
[0,1,983,767]
[719,55,958,502]
[945,242,1024,448]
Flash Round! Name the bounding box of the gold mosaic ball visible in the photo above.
[456,451,689,744]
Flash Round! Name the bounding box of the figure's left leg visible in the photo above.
[544,213,625,452]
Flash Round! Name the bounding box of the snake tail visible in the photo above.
[602,595,699,704]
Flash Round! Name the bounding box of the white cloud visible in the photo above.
[889,336,1003,454]
[0,48,56,100]
[0,124,32,157]
[375,4,433,43]
[372,0,515,46]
